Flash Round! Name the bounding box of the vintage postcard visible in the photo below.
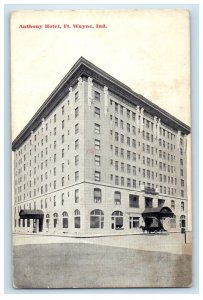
[11,9,192,288]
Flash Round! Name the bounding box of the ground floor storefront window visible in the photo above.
[53,213,59,228]
[74,209,80,228]
[62,211,68,228]
[129,217,140,229]
[112,211,123,229]
[90,209,104,228]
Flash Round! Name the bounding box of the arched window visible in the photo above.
[53,213,58,228]
[112,211,123,229]
[62,211,68,228]
[46,214,50,229]
[94,188,102,203]
[90,209,104,228]
[74,209,80,228]
[180,215,186,228]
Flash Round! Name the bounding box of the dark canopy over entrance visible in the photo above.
[19,210,44,219]
[142,206,175,219]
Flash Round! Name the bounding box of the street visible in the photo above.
[13,238,192,288]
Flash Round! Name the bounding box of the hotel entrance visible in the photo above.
[19,210,44,233]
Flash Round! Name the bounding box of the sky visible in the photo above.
[11,9,190,139]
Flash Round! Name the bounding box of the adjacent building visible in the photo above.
[12,57,191,236]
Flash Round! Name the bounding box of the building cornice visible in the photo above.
[12,56,191,151]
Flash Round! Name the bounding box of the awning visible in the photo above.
[142,206,175,219]
[19,210,44,219]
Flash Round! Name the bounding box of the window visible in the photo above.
[75,189,79,203]
[94,155,100,166]
[115,102,118,112]
[120,120,123,129]
[120,106,123,115]
[180,215,186,228]
[112,211,123,229]
[94,107,100,118]
[121,134,124,143]
[54,180,56,189]
[145,197,153,208]
[75,107,79,118]
[132,139,136,148]
[127,164,131,174]
[54,128,56,136]
[95,139,100,150]
[127,123,130,132]
[75,171,79,181]
[74,155,79,166]
[127,151,131,160]
[62,163,64,172]
[129,195,139,208]
[181,201,185,211]
[62,148,64,158]
[53,213,58,228]
[75,91,79,102]
[74,209,80,228]
[181,179,184,187]
[75,139,79,150]
[61,193,64,206]
[94,188,101,203]
[171,200,175,210]
[127,178,131,187]
[127,109,130,118]
[121,177,124,186]
[129,217,140,229]
[62,212,68,228]
[54,114,56,123]
[115,132,119,142]
[95,171,101,181]
[94,123,100,134]
[94,91,100,101]
[61,177,64,186]
[75,123,79,134]
[127,137,130,146]
[115,176,119,185]
[90,209,104,228]
[158,199,165,208]
[181,190,184,197]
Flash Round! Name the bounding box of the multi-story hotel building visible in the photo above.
[12,57,191,236]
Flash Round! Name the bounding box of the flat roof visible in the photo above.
[12,56,191,151]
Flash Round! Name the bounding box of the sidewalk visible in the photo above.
[13,232,192,255]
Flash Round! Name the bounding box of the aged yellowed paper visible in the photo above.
[11,10,192,288]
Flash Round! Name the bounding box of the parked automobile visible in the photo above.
[140,225,167,234]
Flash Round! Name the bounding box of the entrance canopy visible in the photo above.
[142,206,175,219]
[19,210,44,219]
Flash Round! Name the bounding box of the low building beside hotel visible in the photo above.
[12,57,190,236]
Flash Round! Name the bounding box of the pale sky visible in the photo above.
[11,9,190,139]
